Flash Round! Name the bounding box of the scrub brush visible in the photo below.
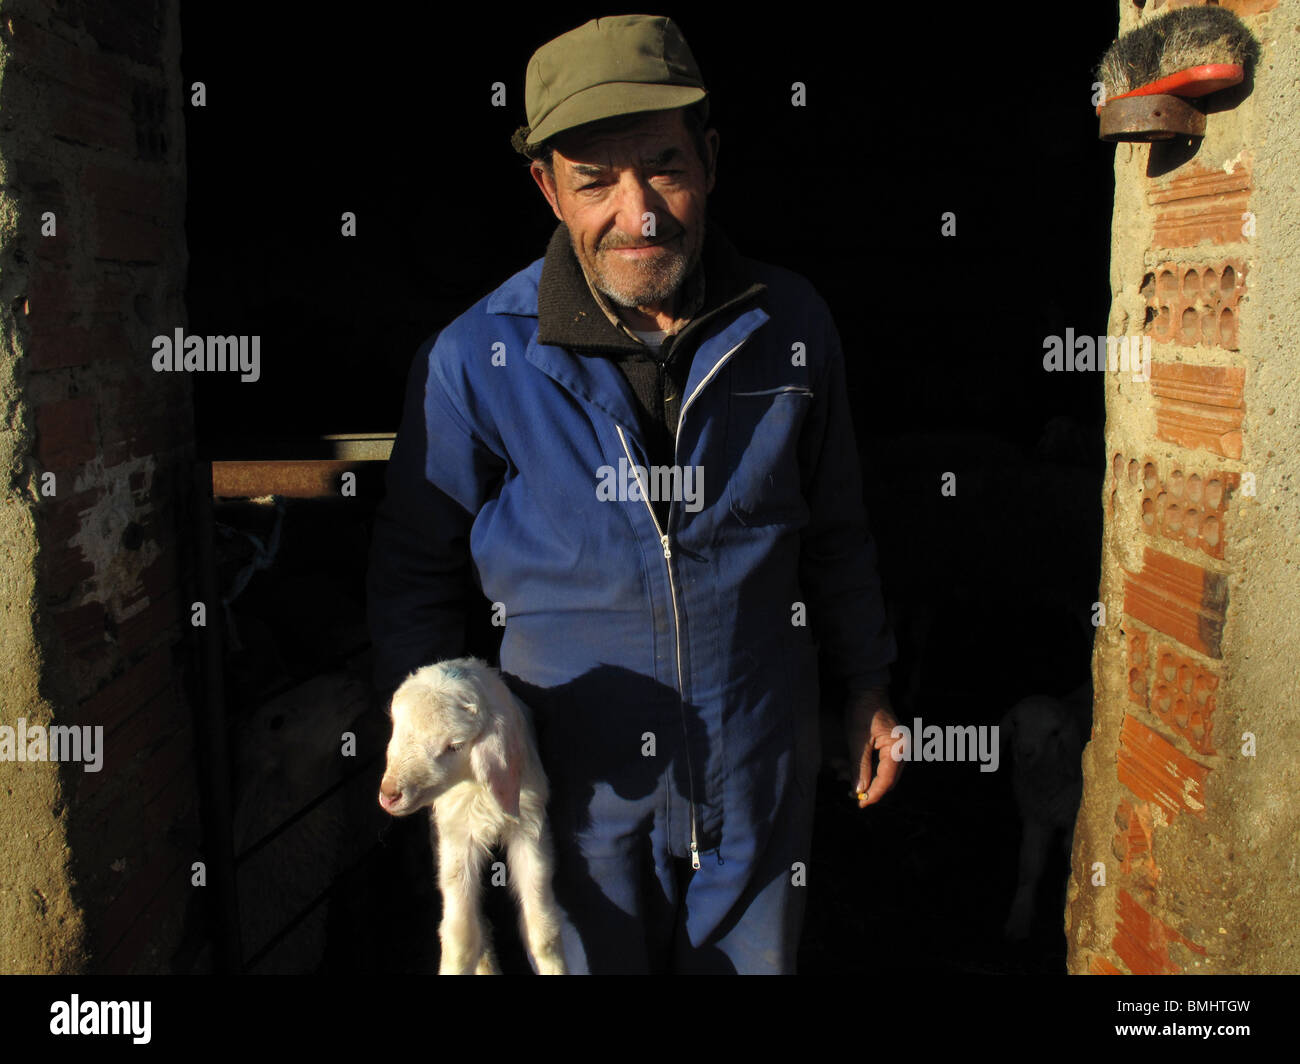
[1097,6,1259,111]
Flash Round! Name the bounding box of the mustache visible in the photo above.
[599,230,683,251]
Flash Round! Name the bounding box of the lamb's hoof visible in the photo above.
[438,948,498,975]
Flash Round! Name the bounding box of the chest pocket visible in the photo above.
[725,384,815,526]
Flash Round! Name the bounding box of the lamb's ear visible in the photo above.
[470,709,523,819]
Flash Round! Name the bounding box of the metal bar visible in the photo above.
[211,459,381,499]
[192,461,245,972]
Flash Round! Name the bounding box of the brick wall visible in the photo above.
[1067,0,1299,974]
[0,0,199,972]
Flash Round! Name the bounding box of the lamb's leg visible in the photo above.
[1004,819,1050,941]
[475,944,501,975]
[507,823,568,975]
[435,823,493,975]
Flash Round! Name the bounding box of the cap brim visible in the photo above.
[527,83,706,146]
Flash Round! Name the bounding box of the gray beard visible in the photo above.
[581,218,706,309]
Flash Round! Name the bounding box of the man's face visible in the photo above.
[531,109,717,311]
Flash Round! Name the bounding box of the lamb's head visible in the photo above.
[1001,695,1082,779]
[378,663,487,816]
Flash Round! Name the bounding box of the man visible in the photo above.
[367,14,900,974]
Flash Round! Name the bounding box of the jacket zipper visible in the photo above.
[615,333,753,871]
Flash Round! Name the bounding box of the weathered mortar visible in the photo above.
[0,6,86,978]
[0,0,197,973]
[1067,0,1300,975]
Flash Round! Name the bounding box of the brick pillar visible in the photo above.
[0,1,198,972]
[1067,0,1299,974]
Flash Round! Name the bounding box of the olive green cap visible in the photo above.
[513,15,708,155]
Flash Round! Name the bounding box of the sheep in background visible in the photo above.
[1000,683,1089,941]
[232,670,384,971]
[379,657,567,975]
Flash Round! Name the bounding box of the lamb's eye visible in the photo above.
[445,742,463,756]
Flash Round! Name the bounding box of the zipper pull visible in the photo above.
[661,533,672,560]
[690,816,701,870]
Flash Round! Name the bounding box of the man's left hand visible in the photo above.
[844,687,903,809]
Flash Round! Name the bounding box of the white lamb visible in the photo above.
[378,657,567,975]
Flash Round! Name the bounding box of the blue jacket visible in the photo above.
[367,223,895,869]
